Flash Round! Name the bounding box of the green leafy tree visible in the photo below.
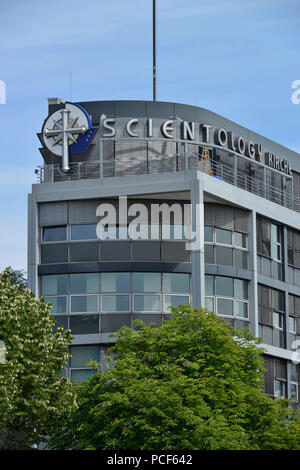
[6,267,27,292]
[48,305,300,450]
[0,267,76,449]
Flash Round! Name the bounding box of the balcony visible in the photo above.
[35,152,300,214]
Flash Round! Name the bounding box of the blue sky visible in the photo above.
[0,0,299,272]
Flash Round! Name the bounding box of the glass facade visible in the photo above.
[42,272,191,350]
[204,275,249,325]
[204,226,248,269]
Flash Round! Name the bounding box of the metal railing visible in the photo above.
[35,153,300,213]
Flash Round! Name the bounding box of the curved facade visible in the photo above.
[29,99,300,400]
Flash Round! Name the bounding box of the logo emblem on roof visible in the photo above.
[42,102,94,171]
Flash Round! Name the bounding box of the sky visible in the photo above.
[0,0,299,273]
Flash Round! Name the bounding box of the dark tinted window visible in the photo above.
[101,314,131,333]
[41,244,68,263]
[69,242,99,262]
[43,226,67,242]
[53,316,68,332]
[70,315,99,335]
[71,224,97,240]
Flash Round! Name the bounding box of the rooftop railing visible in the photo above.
[35,153,300,213]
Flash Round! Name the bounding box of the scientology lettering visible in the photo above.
[101,117,292,176]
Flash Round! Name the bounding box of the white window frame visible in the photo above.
[233,231,248,251]
[70,294,99,314]
[44,295,68,315]
[289,315,296,334]
[133,293,162,313]
[290,382,298,401]
[270,223,281,263]
[274,378,286,398]
[41,225,67,244]
[101,293,131,313]
[204,226,248,252]
[163,293,190,313]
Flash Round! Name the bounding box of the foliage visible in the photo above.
[5,267,27,292]
[0,267,76,449]
[48,305,300,450]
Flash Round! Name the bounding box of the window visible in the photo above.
[204,226,247,268]
[274,379,286,398]
[164,295,189,312]
[41,272,191,331]
[290,363,299,401]
[291,383,298,400]
[101,273,130,292]
[289,316,296,333]
[71,224,97,240]
[134,294,161,312]
[44,296,67,314]
[70,273,99,294]
[41,274,68,295]
[71,369,96,383]
[205,275,248,320]
[69,315,99,335]
[273,311,283,329]
[205,275,214,295]
[100,225,129,240]
[70,345,99,368]
[217,298,233,316]
[287,229,300,269]
[215,228,232,245]
[216,276,233,297]
[205,297,214,313]
[291,363,298,382]
[288,294,300,336]
[43,226,66,242]
[132,273,161,293]
[71,295,98,313]
[102,294,130,312]
[215,246,233,266]
[235,301,248,318]
[257,217,281,261]
[162,273,189,293]
[53,316,68,332]
[204,226,213,243]
[162,224,187,240]
[69,345,100,381]
[234,232,247,249]
[234,279,248,300]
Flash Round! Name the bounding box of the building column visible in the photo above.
[27,193,39,295]
[248,210,259,337]
[190,176,205,308]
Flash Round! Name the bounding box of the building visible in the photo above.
[28,99,300,401]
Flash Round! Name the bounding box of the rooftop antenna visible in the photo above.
[153,0,156,101]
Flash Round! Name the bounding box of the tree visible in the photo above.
[0,267,76,449]
[48,305,300,450]
[6,267,27,292]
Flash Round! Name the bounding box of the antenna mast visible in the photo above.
[153,0,156,101]
[70,72,72,102]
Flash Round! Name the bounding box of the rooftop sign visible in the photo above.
[101,117,293,176]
